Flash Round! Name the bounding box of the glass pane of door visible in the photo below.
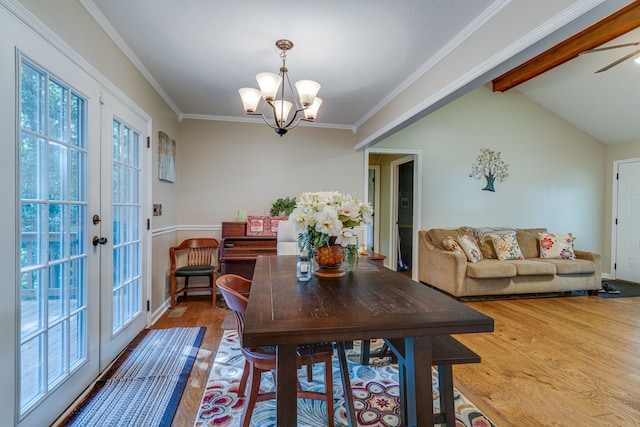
[19,58,89,415]
[111,118,142,333]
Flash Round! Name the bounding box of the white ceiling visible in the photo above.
[83,0,638,145]
[517,27,640,145]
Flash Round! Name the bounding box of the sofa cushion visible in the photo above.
[538,259,595,274]
[468,227,516,259]
[478,236,498,259]
[510,259,556,275]
[491,233,524,261]
[466,259,517,278]
[516,228,546,258]
[457,234,483,263]
[442,235,465,255]
[539,232,575,260]
[426,228,472,250]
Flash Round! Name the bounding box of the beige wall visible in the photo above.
[178,120,363,226]
[374,84,607,260]
[166,120,363,303]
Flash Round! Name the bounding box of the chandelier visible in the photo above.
[238,39,322,136]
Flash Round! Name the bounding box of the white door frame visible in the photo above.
[364,148,422,280]
[611,157,640,280]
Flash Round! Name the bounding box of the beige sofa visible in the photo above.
[418,227,601,298]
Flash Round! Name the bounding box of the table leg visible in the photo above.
[337,341,357,426]
[276,343,298,427]
[404,336,433,426]
[359,339,371,365]
[438,365,455,427]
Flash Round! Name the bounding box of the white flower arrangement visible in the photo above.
[290,191,373,269]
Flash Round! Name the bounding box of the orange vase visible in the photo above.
[314,240,346,277]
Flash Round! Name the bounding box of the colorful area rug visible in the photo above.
[193,330,495,427]
[61,327,205,427]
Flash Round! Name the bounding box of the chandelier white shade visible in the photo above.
[238,39,322,136]
[255,72,282,101]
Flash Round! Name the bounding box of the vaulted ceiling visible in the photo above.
[497,2,640,145]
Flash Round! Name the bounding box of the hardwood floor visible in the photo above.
[156,294,640,427]
[454,296,640,427]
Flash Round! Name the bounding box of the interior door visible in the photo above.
[615,160,640,283]
[98,91,148,369]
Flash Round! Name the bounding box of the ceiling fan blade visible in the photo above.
[595,49,640,73]
[581,41,640,55]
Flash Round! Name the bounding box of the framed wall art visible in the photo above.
[158,131,176,182]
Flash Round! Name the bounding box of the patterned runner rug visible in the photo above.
[194,330,495,427]
[60,327,205,427]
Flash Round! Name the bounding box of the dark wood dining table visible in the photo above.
[242,255,494,427]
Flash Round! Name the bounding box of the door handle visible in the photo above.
[93,236,108,246]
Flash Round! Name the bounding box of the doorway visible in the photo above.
[365,149,422,280]
[396,160,414,274]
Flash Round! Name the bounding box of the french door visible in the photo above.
[18,53,102,427]
[98,91,148,368]
[17,57,149,426]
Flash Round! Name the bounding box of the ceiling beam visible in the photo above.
[492,1,640,92]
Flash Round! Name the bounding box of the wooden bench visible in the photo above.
[383,335,481,427]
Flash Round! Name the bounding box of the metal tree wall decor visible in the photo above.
[469,148,509,192]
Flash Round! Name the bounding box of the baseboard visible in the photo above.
[151,300,170,325]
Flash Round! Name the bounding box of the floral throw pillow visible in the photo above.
[491,233,524,261]
[457,234,483,263]
[538,232,575,260]
[442,236,465,255]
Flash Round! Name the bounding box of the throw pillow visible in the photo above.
[442,235,465,255]
[457,234,483,263]
[491,232,525,261]
[538,232,575,260]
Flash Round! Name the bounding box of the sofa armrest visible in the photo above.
[418,231,468,295]
[574,250,598,263]
[574,249,602,284]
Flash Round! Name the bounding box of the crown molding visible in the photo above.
[79,0,182,117]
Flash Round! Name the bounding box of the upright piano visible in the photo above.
[219,221,277,279]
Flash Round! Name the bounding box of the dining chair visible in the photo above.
[169,238,219,308]
[216,274,336,427]
[276,219,300,255]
